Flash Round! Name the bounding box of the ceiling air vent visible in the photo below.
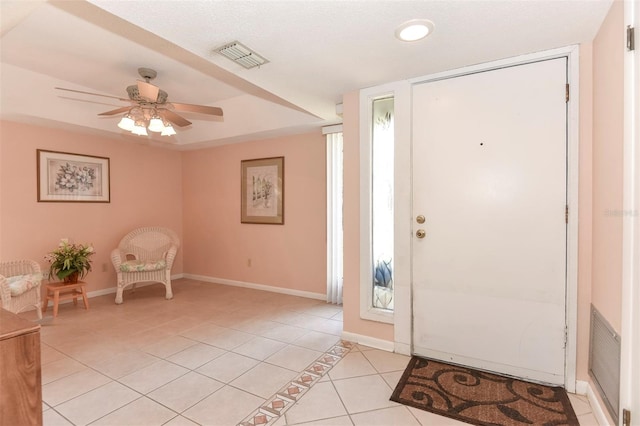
[214,41,269,69]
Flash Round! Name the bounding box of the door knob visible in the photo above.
[416,229,426,238]
[416,215,426,224]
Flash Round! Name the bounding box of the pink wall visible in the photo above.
[591,0,624,333]
[1,121,326,299]
[181,132,327,295]
[0,121,183,293]
[342,90,394,341]
[589,2,624,421]
[577,43,594,382]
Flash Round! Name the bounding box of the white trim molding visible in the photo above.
[358,80,411,326]
[576,380,613,425]
[621,0,640,420]
[322,124,343,135]
[182,274,326,300]
[342,331,395,352]
[39,273,326,311]
[584,381,614,426]
[39,274,185,309]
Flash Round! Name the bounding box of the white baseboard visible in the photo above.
[36,273,323,309]
[575,380,589,395]
[182,273,326,301]
[579,380,611,426]
[86,286,116,298]
[87,274,184,299]
[394,342,411,356]
[341,331,395,352]
[39,275,186,308]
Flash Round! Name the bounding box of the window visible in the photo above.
[371,97,394,310]
[359,81,410,324]
[360,81,409,325]
[326,128,343,304]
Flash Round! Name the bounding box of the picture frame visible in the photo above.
[37,149,110,203]
[241,156,284,224]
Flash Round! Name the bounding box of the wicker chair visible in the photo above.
[111,227,180,304]
[0,259,43,319]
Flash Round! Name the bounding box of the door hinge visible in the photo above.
[622,409,631,426]
[628,26,635,51]
[565,205,569,224]
[565,84,570,102]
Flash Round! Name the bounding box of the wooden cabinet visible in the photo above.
[0,309,42,426]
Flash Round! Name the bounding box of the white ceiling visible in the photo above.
[1,0,612,150]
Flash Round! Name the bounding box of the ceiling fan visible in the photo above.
[55,67,223,136]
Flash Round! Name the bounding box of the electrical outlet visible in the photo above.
[247,258,252,267]
[102,263,108,272]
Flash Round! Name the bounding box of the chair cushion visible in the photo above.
[119,259,167,272]
[6,274,41,296]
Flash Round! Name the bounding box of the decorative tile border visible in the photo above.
[239,340,355,426]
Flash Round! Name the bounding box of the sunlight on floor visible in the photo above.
[13,278,600,425]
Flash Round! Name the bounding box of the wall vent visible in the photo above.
[589,304,621,423]
[213,41,269,69]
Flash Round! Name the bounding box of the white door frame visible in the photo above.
[395,45,580,392]
[621,0,639,420]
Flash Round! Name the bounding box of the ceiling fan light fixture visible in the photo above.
[117,114,135,131]
[132,121,148,136]
[148,116,165,133]
[57,69,221,138]
[395,19,434,42]
[161,124,176,136]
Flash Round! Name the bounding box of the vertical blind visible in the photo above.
[326,131,343,304]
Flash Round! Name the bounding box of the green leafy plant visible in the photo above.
[44,238,94,281]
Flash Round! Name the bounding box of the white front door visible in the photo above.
[411,58,568,385]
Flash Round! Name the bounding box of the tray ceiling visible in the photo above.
[0,0,612,149]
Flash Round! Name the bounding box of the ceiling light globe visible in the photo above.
[148,117,165,132]
[132,124,148,136]
[161,125,176,136]
[117,116,135,131]
[395,20,434,42]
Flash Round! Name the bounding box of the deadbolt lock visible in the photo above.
[416,229,426,239]
[416,215,425,224]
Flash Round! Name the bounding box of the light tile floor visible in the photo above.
[18,278,600,425]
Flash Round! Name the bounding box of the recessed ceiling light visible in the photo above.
[395,19,434,42]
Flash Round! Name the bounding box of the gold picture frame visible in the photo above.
[37,149,110,203]
[241,156,284,224]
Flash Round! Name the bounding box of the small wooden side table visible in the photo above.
[42,281,89,317]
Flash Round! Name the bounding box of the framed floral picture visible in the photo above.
[241,156,284,224]
[37,150,110,203]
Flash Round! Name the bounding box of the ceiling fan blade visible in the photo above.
[171,102,223,117]
[98,106,132,116]
[137,80,159,102]
[55,87,129,102]
[161,110,192,127]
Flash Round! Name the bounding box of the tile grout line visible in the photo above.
[237,340,355,426]
[35,285,346,425]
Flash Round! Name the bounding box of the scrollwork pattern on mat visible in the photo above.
[390,357,579,426]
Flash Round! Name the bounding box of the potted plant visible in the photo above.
[45,238,94,283]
